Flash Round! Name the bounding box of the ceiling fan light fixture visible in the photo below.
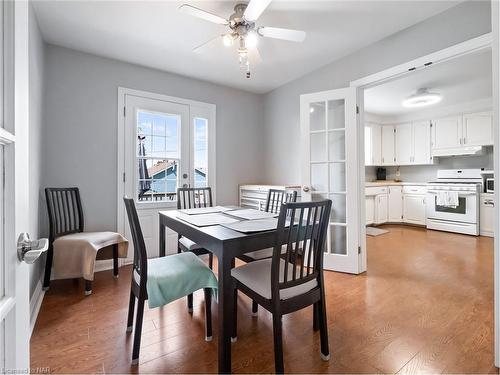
[402,88,442,108]
[222,33,234,47]
[245,31,258,48]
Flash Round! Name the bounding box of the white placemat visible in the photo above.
[179,206,237,215]
[221,218,278,233]
[176,213,240,227]
[226,209,278,220]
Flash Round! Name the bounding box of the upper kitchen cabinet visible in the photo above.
[431,116,462,150]
[395,122,412,164]
[364,122,382,166]
[381,125,395,165]
[394,121,432,165]
[431,111,493,156]
[463,111,493,146]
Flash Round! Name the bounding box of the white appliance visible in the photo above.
[426,169,482,236]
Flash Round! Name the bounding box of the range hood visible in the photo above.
[432,146,484,157]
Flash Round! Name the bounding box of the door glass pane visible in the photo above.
[194,117,208,188]
[328,99,345,129]
[329,225,347,255]
[310,132,326,161]
[311,163,328,192]
[329,163,346,192]
[310,102,326,131]
[329,194,346,223]
[137,110,180,203]
[328,131,346,161]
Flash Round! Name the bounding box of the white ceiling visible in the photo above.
[32,1,460,94]
[364,49,492,116]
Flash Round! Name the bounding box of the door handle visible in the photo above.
[17,233,49,264]
[302,186,310,192]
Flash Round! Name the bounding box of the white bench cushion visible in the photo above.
[179,236,203,251]
[231,258,317,300]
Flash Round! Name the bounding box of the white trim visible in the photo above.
[29,280,45,336]
[350,33,492,88]
[0,128,15,145]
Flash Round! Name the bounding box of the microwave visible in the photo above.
[486,178,494,193]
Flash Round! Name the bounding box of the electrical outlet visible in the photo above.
[396,167,401,177]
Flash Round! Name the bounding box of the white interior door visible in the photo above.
[0,0,31,369]
[118,91,216,260]
[300,87,363,274]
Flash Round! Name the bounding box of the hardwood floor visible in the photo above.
[31,225,497,373]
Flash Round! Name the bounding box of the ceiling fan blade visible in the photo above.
[258,27,306,42]
[243,0,272,22]
[247,47,262,65]
[179,4,228,25]
[193,35,221,54]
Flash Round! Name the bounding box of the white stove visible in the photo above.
[426,169,482,235]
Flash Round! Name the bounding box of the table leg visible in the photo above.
[159,217,166,257]
[218,254,234,373]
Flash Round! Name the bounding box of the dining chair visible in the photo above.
[231,199,332,373]
[238,188,297,315]
[177,187,215,312]
[44,187,128,295]
[124,197,217,365]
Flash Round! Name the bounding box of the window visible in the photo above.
[136,111,180,202]
[193,117,208,188]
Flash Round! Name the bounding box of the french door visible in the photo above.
[118,90,216,260]
[300,87,364,274]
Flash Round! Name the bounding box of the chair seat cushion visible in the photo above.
[231,258,317,300]
[144,252,218,309]
[52,231,128,281]
[243,244,289,260]
[178,236,203,251]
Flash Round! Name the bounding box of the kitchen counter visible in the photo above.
[366,181,428,187]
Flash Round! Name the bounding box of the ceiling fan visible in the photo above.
[179,0,306,78]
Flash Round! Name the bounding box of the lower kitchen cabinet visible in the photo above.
[480,193,494,237]
[366,197,375,225]
[403,194,426,225]
[375,194,388,224]
[388,186,403,221]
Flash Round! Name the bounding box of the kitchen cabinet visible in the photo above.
[432,116,462,150]
[388,186,403,222]
[381,125,395,165]
[480,193,494,237]
[413,121,432,164]
[403,193,426,225]
[395,123,413,164]
[463,112,493,146]
[375,194,388,224]
[364,122,382,166]
[366,197,375,225]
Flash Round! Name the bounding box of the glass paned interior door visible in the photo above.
[193,117,208,188]
[136,111,180,203]
[309,99,348,255]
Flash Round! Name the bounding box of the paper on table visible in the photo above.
[226,209,278,220]
[221,218,278,233]
[179,206,238,215]
[176,212,240,227]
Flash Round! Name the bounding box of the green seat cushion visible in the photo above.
[145,252,218,309]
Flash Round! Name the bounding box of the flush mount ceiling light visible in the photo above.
[402,88,442,108]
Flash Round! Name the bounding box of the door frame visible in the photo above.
[116,87,216,255]
[350,31,498,365]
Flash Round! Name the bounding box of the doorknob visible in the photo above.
[302,186,310,192]
[17,233,49,264]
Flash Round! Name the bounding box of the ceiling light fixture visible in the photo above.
[245,31,258,48]
[402,88,442,108]
[222,33,234,47]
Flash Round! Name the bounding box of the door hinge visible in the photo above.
[358,246,361,254]
[123,106,126,117]
[394,128,396,133]
[356,105,359,114]
[122,172,126,182]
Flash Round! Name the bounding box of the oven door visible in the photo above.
[426,191,478,224]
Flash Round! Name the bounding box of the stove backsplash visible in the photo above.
[365,147,493,183]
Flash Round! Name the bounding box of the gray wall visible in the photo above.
[42,45,265,232]
[28,6,46,301]
[262,0,492,185]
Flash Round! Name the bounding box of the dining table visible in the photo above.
[158,209,280,373]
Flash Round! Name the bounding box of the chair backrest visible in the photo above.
[265,189,298,214]
[45,187,84,241]
[271,200,332,299]
[177,187,213,209]
[123,197,148,287]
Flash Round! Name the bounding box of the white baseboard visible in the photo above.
[30,280,45,336]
